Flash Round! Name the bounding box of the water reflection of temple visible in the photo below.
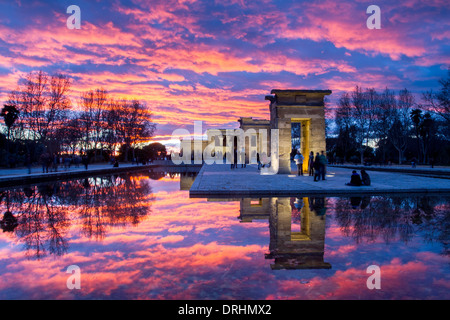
[180,172,198,191]
[147,167,199,191]
[210,196,332,270]
[265,197,331,270]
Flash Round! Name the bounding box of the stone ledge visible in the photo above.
[189,164,450,198]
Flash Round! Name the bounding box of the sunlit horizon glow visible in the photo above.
[0,0,448,147]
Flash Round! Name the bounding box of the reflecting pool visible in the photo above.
[0,170,448,299]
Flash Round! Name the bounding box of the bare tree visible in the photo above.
[335,92,353,162]
[113,99,156,161]
[91,88,107,159]
[423,68,450,124]
[103,98,122,155]
[351,86,375,164]
[389,89,414,164]
[7,71,71,146]
[54,117,83,155]
[12,71,48,141]
[128,100,156,162]
[374,88,396,163]
[46,74,71,140]
[79,90,95,154]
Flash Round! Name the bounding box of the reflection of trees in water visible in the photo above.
[333,195,450,255]
[0,173,153,259]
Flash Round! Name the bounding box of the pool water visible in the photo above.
[0,171,448,299]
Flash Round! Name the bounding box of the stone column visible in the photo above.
[275,118,292,174]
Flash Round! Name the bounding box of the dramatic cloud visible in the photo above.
[0,0,448,144]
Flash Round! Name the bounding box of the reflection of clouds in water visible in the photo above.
[0,172,154,259]
[0,176,449,299]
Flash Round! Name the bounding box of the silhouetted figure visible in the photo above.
[257,153,262,170]
[361,169,371,186]
[313,197,326,216]
[319,151,327,180]
[313,153,321,181]
[83,178,90,189]
[240,147,246,168]
[64,156,71,170]
[308,151,314,176]
[25,153,32,174]
[360,196,371,209]
[40,153,50,173]
[82,155,89,170]
[346,170,362,186]
[74,155,81,168]
[231,147,238,169]
[350,197,362,209]
[52,153,59,172]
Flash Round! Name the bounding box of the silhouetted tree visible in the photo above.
[390,89,414,164]
[423,68,450,124]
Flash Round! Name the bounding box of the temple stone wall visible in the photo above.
[199,89,331,174]
[266,197,331,270]
[266,89,331,174]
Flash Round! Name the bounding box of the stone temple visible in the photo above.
[237,89,331,174]
[182,89,331,175]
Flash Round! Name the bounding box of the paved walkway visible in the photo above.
[189,164,450,197]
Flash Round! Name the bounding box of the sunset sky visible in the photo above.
[0,0,448,146]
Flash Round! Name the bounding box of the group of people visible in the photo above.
[294,150,328,181]
[40,153,89,173]
[231,147,248,169]
[293,150,372,187]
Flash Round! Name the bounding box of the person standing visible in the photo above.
[257,153,262,170]
[52,153,58,172]
[314,152,321,182]
[240,147,246,168]
[231,147,237,169]
[294,150,304,176]
[82,154,89,170]
[319,151,327,180]
[25,153,32,174]
[308,151,314,176]
[40,153,47,173]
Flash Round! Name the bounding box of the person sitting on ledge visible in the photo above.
[346,170,362,186]
[361,169,371,186]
